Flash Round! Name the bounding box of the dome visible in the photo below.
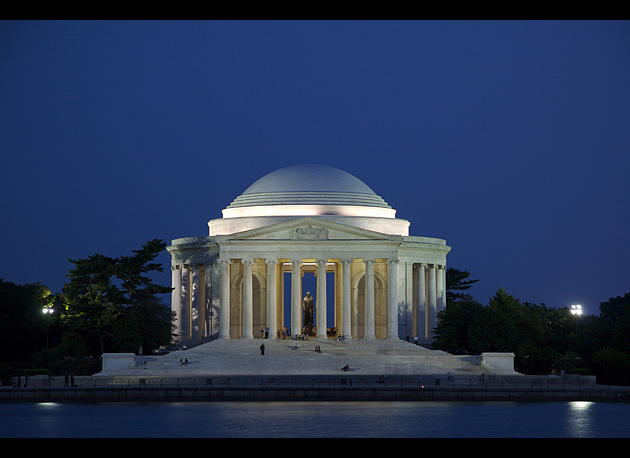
[223,164,394,218]
[242,164,378,196]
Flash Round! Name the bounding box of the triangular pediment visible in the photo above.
[220,217,402,242]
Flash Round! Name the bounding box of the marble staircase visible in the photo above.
[105,337,489,377]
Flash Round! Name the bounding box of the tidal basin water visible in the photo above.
[1,401,629,438]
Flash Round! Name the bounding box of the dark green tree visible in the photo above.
[518,340,562,375]
[0,279,56,366]
[434,267,481,353]
[598,293,630,354]
[468,288,526,354]
[63,253,118,354]
[523,302,569,352]
[445,267,479,307]
[515,303,577,374]
[591,347,630,384]
[62,239,173,356]
[110,239,173,353]
[434,298,482,354]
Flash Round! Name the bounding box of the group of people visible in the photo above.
[277,326,292,339]
[179,358,189,366]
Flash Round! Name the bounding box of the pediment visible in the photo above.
[220,217,402,242]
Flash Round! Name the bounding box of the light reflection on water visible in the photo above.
[568,401,594,438]
[1,401,629,438]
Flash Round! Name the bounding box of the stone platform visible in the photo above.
[98,338,502,377]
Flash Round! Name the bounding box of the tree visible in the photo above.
[591,347,630,384]
[445,267,479,307]
[598,293,630,354]
[523,302,569,352]
[62,239,173,356]
[434,297,482,354]
[0,279,56,366]
[63,253,118,354]
[434,268,481,353]
[468,288,526,354]
[518,341,561,375]
[110,239,173,353]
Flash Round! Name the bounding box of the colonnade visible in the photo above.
[171,258,446,344]
[413,262,447,344]
[215,257,399,341]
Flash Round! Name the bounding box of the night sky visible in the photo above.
[1,20,629,315]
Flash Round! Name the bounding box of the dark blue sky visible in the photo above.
[1,20,629,315]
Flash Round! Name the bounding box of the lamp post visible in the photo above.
[570,304,582,332]
[42,304,55,349]
[571,304,582,348]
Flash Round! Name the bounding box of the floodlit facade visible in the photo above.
[168,164,450,346]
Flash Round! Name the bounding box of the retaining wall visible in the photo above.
[2,374,627,403]
[1,385,628,403]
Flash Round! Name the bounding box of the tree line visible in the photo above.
[0,239,174,380]
[435,268,630,384]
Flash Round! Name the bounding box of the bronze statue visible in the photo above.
[303,292,314,327]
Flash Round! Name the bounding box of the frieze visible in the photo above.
[291,225,329,240]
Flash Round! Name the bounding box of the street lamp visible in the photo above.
[42,305,55,349]
[571,304,582,346]
[571,304,582,326]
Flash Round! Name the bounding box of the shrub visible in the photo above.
[567,367,591,375]
[23,368,53,376]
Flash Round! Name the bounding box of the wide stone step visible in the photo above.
[101,337,488,377]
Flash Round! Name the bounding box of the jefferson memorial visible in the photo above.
[168,164,450,346]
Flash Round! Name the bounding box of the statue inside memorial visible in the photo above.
[303,292,314,327]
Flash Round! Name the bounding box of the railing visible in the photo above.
[10,374,599,389]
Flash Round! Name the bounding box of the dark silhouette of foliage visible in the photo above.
[62,239,174,357]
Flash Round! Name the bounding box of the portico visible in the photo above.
[168,165,450,346]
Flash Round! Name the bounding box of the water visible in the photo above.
[1,401,629,438]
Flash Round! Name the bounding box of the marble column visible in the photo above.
[387,258,399,339]
[442,264,447,311]
[191,264,204,341]
[428,264,437,339]
[341,259,352,339]
[291,259,301,338]
[171,265,182,342]
[417,263,427,340]
[204,265,213,340]
[436,266,446,314]
[399,262,413,340]
[316,259,327,340]
[180,265,190,342]
[266,258,278,339]
[242,258,254,339]
[219,259,231,339]
[364,259,375,339]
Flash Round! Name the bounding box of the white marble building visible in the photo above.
[168,164,450,346]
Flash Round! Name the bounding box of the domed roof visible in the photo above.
[223,164,393,217]
[242,164,377,196]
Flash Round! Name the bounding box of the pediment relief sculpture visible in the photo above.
[291,225,329,240]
